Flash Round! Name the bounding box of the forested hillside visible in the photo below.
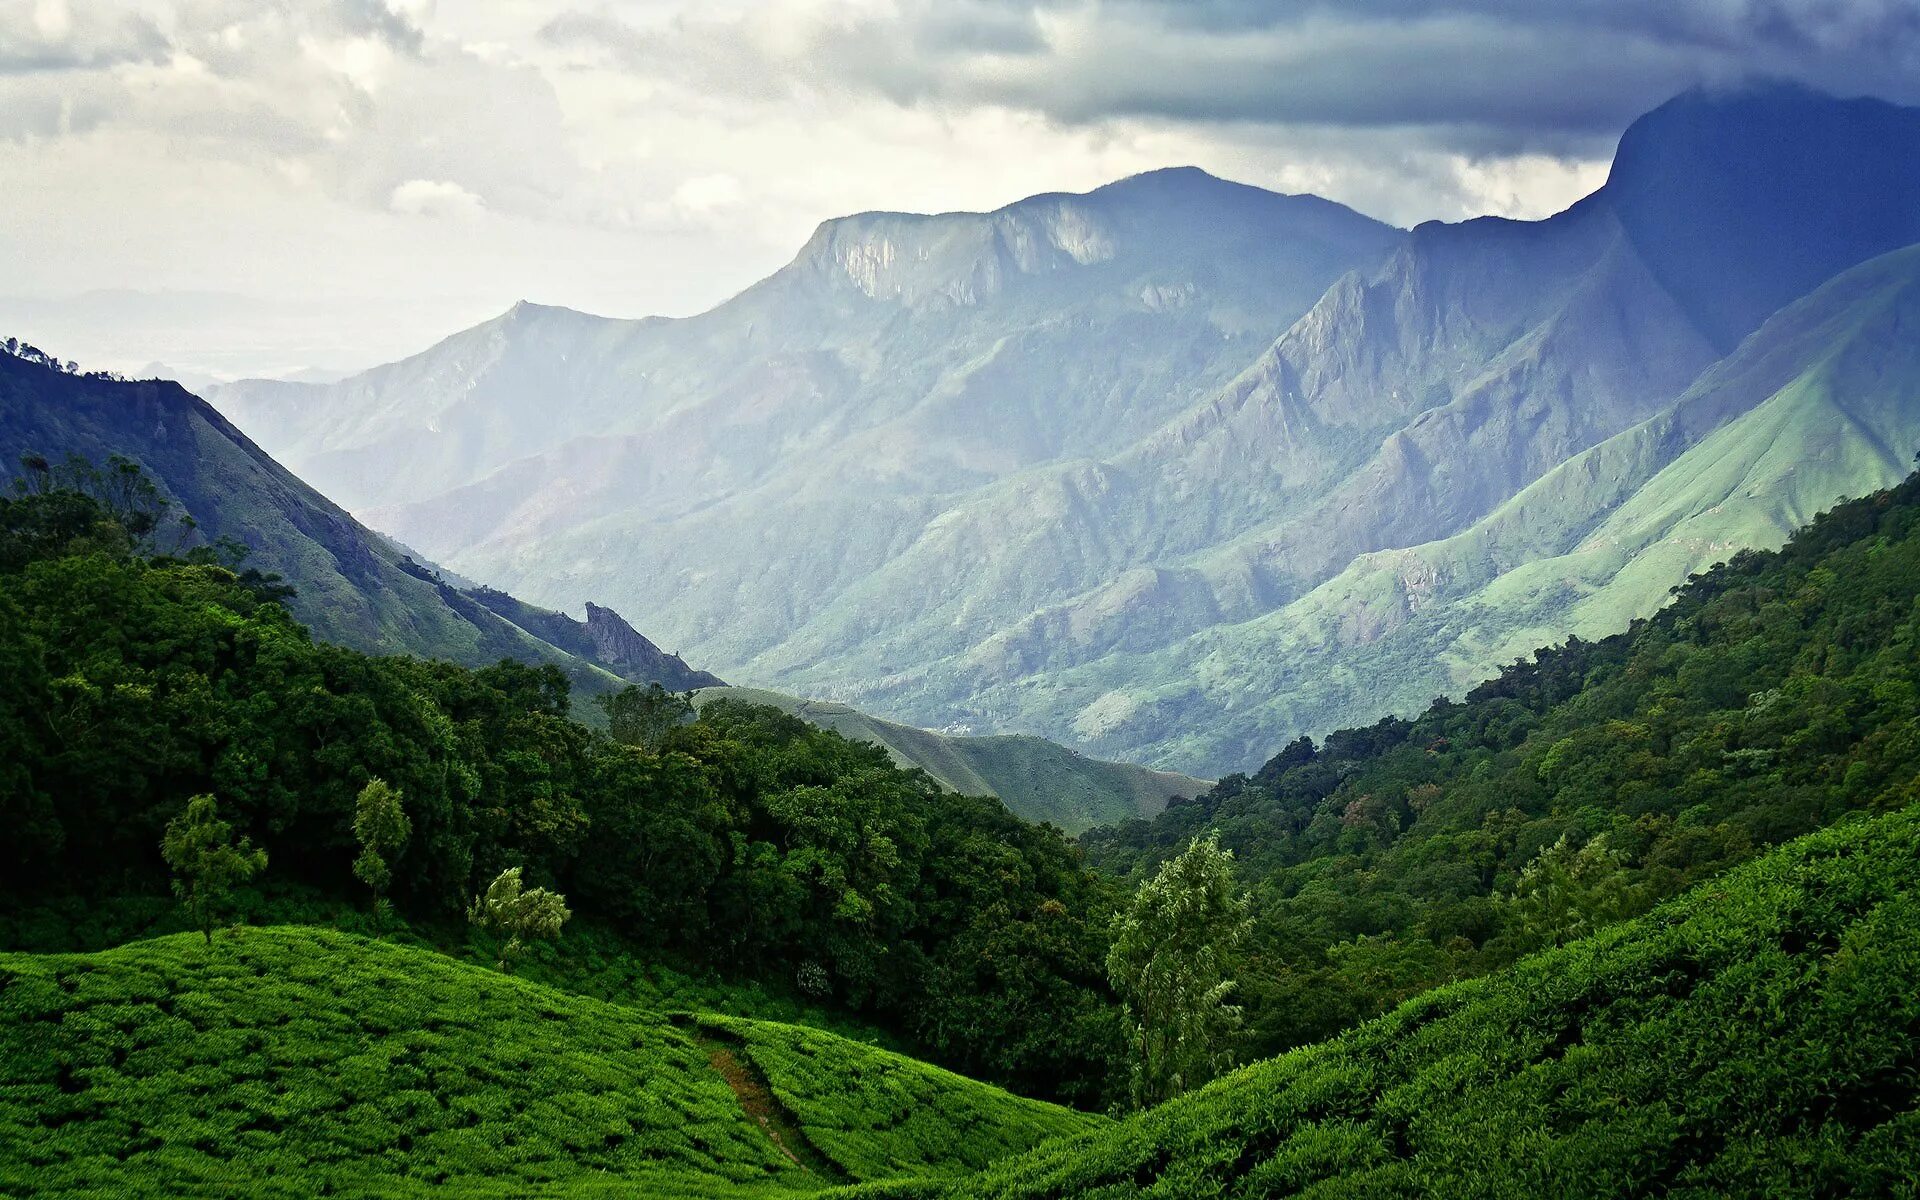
[694,687,1208,833]
[7,419,1920,1199]
[0,346,712,697]
[10,432,1920,1132]
[1087,465,1920,1059]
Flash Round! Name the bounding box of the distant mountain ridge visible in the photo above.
[0,349,715,696]
[694,686,1208,834]
[210,84,1920,776]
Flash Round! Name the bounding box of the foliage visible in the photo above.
[352,778,411,923]
[600,682,695,751]
[467,866,571,972]
[693,1016,1099,1183]
[0,477,1124,1105]
[1086,467,1920,1064]
[934,806,1920,1198]
[0,926,1097,1198]
[158,795,266,945]
[1106,835,1248,1109]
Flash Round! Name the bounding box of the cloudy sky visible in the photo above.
[3,0,1918,379]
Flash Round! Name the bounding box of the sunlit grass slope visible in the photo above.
[902,806,1920,1198]
[0,927,1100,1198]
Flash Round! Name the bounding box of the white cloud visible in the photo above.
[389,177,486,220]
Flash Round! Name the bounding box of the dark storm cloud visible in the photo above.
[549,0,1920,155]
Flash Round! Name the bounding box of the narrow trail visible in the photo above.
[684,1023,848,1183]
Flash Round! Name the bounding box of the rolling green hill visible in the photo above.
[0,926,1100,1199]
[888,806,1920,1198]
[694,687,1207,833]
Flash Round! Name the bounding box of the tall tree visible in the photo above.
[160,794,267,945]
[352,778,411,926]
[467,867,571,972]
[597,683,693,752]
[1107,833,1249,1109]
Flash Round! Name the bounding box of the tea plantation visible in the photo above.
[0,926,1101,1198]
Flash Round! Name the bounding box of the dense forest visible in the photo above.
[8,453,1920,1122]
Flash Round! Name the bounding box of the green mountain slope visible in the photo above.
[695,687,1208,833]
[911,806,1920,1198]
[0,348,712,694]
[0,926,1099,1199]
[1043,240,1920,772]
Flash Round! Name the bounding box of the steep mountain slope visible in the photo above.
[206,171,1394,673]
[0,926,1099,1198]
[0,350,710,693]
[720,88,1920,770]
[984,240,1920,772]
[214,86,1920,778]
[694,687,1207,833]
[908,807,1920,1198]
[471,588,721,692]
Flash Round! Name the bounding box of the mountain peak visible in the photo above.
[1605,81,1920,351]
[1083,165,1234,199]
[789,166,1393,305]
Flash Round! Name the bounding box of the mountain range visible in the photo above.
[209,83,1920,777]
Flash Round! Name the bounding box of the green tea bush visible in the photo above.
[0,927,1094,1198]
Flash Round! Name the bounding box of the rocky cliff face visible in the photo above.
[584,602,724,691]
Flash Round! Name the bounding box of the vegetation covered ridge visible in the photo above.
[853,804,1920,1198]
[0,925,1101,1198]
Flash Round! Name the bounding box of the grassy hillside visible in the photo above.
[896,806,1920,1197]
[0,926,1100,1199]
[694,688,1207,833]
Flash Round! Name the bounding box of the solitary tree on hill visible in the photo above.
[467,867,571,972]
[161,794,267,945]
[1107,833,1249,1109]
[352,778,411,927]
